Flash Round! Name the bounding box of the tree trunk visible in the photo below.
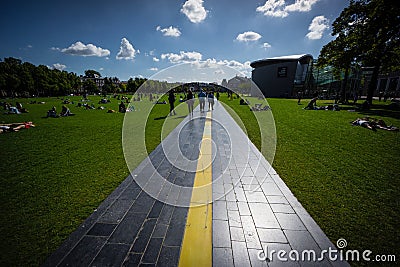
[366,64,380,105]
[340,67,350,103]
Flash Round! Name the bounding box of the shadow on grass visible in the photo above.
[322,102,400,120]
[154,116,167,120]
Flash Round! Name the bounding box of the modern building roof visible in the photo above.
[250,54,313,68]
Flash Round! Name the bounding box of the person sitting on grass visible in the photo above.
[304,96,318,110]
[119,101,126,113]
[60,105,73,116]
[47,106,58,118]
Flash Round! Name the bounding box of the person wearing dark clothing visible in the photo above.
[186,90,194,115]
[168,91,176,116]
[119,101,126,113]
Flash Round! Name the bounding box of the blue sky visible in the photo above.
[0,0,349,81]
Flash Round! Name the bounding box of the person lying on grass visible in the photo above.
[351,117,399,132]
[0,122,35,134]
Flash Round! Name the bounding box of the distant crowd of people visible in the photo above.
[167,89,220,116]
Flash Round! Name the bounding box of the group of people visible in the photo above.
[168,89,218,116]
[2,101,29,114]
[46,105,74,118]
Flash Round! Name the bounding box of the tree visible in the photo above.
[82,79,98,94]
[84,69,101,78]
[318,0,400,104]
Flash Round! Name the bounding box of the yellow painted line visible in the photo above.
[179,111,213,267]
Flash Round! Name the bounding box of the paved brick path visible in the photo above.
[44,101,349,267]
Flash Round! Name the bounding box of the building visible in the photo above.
[250,54,313,98]
[227,75,251,93]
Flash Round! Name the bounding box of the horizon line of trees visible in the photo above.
[0,57,148,97]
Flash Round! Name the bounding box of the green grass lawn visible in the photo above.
[1,94,399,266]
[0,94,189,266]
[222,95,400,264]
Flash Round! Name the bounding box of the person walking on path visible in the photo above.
[208,91,215,110]
[168,91,176,116]
[198,90,206,112]
[186,90,194,115]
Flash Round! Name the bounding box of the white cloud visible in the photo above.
[61,41,110,57]
[262,42,272,48]
[153,57,160,62]
[285,0,320,12]
[116,38,138,60]
[214,69,225,75]
[149,67,158,71]
[161,51,203,63]
[156,26,181,37]
[306,15,329,40]
[236,31,262,42]
[51,47,60,51]
[257,0,320,17]
[52,63,66,70]
[181,0,207,23]
[256,0,288,18]
[99,67,104,71]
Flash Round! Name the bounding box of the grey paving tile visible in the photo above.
[245,191,267,203]
[270,203,295,214]
[152,223,168,238]
[261,182,283,196]
[122,253,142,267]
[213,247,234,267]
[213,200,228,220]
[130,192,155,214]
[226,201,238,211]
[225,190,236,202]
[284,230,319,249]
[248,248,269,267]
[91,243,130,267]
[131,219,157,253]
[260,243,300,267]
[248,202,280,229]
[257,228,288,243]
[99,198,135,223]
[213,219,231,248]
[108,211,147,244]
[231,241,251,266]
[230,227,245,242]
[148,201,164,218]
[119,182,142,200]
[87,223,117,237]
[267,195,289,204]
[227,210,242,227]
[157,246,180,267]
[142,238,163,264]
[157,204,174,225]
[237,201,251,216]
[240,216,262,249]
[233,186,247,201]
[275,213,306,231]
[213,183,225,194]
[163,207,187,246]
[59,236,107,267]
